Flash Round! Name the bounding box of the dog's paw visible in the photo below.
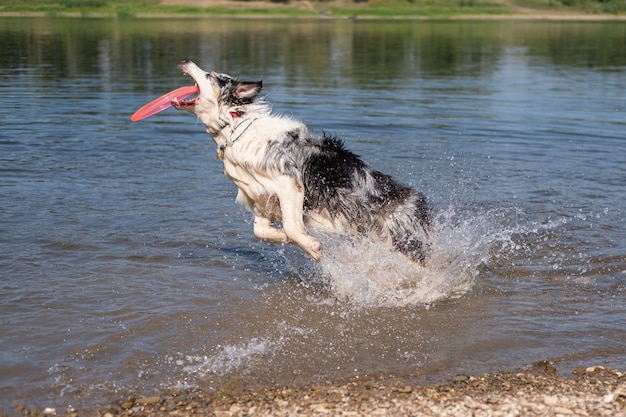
[307,240,323,263]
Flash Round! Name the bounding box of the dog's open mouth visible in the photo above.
[170,84,199,107]
[173,65,202,107]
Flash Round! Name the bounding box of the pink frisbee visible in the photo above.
[130,85,198,122]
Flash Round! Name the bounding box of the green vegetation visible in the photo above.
[0,0,624,17]
[0,0,312,16]
[515,0,626,14]
[323,0,512,17]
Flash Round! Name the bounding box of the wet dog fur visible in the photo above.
[172,59,431,264]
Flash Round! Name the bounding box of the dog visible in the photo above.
[172,59,431,265]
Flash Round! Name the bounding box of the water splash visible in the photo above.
[172,322,310,381]
[179,338,272,378]
[297,206,525,307]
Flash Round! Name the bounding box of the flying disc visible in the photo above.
[130,85,198,122]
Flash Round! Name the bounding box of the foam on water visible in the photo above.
[180,338,273,377]
[303,206,526,307]
[165,323,311,388]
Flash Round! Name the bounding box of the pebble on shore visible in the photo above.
[9,363,625,417]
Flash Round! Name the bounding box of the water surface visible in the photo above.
[0,17,625,412]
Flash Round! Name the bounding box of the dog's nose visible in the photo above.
[181,58,191,64]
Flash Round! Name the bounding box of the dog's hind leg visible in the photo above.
[253,216,288,243]
[388,192,431,266]
[275,175,323,262]
[236,189,289,244]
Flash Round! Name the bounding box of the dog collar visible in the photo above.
[216,118,257,160]
[213,111,241,135]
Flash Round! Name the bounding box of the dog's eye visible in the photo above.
[215,77,229,88]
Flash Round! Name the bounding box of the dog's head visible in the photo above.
[173,59,264,135]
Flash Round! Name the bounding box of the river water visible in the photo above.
[0,17,625,412]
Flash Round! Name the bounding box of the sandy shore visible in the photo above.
[3,0,626,20]
[156,0,626,20]
[13,363,623,417]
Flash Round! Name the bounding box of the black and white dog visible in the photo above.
[172,59,431,265]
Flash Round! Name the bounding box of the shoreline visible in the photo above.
[9,364,625,417]
[1,12,626,20]
[1,7,626,20]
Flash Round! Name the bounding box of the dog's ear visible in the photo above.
[235,81,262,101]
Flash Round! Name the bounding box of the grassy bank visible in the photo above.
[0,0,312,17]
[1,0,625,18]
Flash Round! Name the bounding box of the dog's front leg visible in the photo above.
[253,216,288,243]
[276,175,323,262]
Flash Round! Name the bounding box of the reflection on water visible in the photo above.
[2,18,626,84]
[0,17,625,413]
